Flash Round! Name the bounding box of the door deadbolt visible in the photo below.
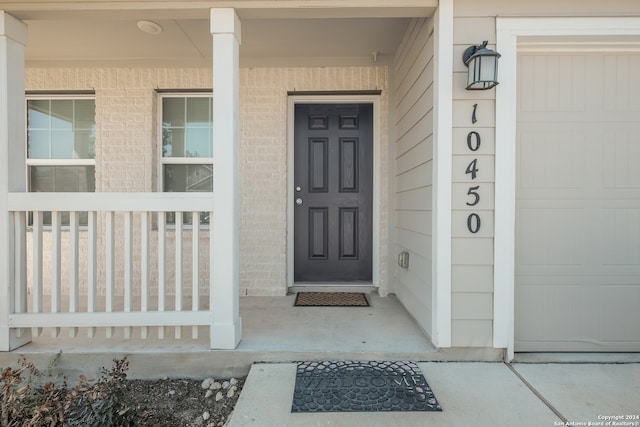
[296,186,302,192]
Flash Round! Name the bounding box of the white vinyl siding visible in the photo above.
[392,17,435,337]
[449,16,497,347]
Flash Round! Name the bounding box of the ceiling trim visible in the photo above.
[0,1,436,20]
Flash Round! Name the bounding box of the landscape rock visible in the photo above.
[205,389,214,398]
[122,376,244,426]
[226,387,236,398]
[201,377,216,389]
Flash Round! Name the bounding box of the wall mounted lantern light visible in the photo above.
[463,41,501,90]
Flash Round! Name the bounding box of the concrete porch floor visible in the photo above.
[0,293,503,380]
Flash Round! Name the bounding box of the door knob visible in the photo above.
[295,198,303,206]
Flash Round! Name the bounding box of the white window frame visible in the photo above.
[157,92,214,194]
[25,93,96,192]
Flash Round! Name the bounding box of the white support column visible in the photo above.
[431,0,453,348]
[0,11,29,351]
[210,8,242,349]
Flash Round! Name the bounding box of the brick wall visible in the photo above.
[239,67,390,295]
[25,66,389,298]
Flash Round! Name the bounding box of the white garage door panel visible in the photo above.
[517,283,596,342]
[599,209,640,268]
[602,131,640,189]
[515,51,640,352]
[517,207,587,268]
[599,285,640,342]
[518,129,586,190]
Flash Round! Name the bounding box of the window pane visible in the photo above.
[74,130,96,159]
[30,166,96,192]
[162,98,185,127]
[50,100,74,130]
[27,98,96,161]
[27,100,51,128]
[29,166,94,226]
[185,127,212,158]
[51,130,74,158]
[163,127,185,158]
[163,164,213,192]
[186,97,211,125]
[164,163,212,225]
[28,130,50,159]
[162,96,212,158]
[74,99,96,129]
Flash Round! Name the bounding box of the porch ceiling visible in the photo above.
[23,18,412,67]
[0,2,436,67]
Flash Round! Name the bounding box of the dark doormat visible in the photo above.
[291,361,442,413]
[294,292,370,307]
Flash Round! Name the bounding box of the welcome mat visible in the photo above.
[291,361,442,413]
[294,292,370,307]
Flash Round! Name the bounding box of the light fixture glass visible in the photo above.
[137,20,163,35]
[463,41,501,90]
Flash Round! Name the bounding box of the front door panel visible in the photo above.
[294,103,373,282]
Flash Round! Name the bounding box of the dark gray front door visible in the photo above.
[294,103,373,282]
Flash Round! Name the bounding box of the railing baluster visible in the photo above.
[140,212,150,339]
[192,211,199,339]
[175,212,183,339]
[32,211,43,337]
[123,211,133,339]
[13,212,27,339]
[157,212,166,339]
[51,211,61,338]
[87,211,97,338]
[105,211,115,338]
[69,211,79,338]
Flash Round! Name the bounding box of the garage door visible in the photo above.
[515,51,640,351]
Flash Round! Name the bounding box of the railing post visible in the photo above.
[210,8,242,349]
[0,11,30,351]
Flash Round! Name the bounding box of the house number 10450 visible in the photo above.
[465,107,482,234]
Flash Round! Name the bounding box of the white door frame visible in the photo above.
[494,17,640,361]
[287,95,381,288]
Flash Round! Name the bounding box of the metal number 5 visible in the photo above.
[466,185,480,206]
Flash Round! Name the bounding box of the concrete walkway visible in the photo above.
[228,362,640,427]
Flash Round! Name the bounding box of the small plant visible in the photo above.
[1,353,66,427]
[65,357,137,427]
[1,355,137,427]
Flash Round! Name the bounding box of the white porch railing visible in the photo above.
[5,192,216,345]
